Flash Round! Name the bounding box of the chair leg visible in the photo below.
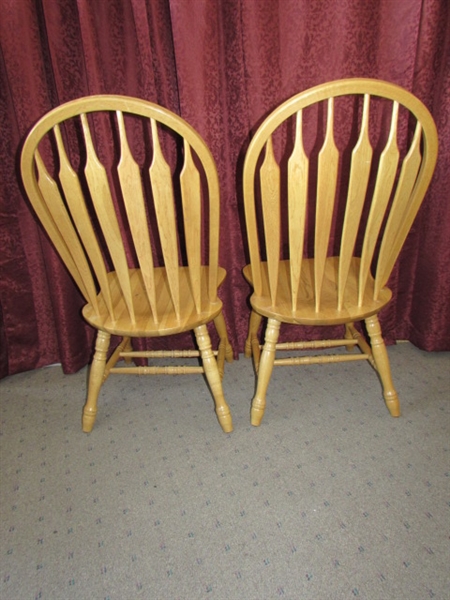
[344,323,356,352]
[122,337,133,364]
[245,310,262,372]
[195,324,233,433]
[365,315,400,417]
[103,336,133,381]
[251,318,280,426]
[82,330,111,433]
[213,311,234,380]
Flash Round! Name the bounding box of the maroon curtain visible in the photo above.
[1,0,449,379]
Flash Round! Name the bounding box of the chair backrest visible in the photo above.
[21,96,221,325]
[243,79,438,313]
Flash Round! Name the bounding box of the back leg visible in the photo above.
[82,330,111,432]
[195,324,233,433]
[365,314,400,417]
[251,318,280,426]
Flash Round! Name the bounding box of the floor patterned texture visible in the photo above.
[1,342,449,599]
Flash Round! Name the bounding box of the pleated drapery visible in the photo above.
[1,0,449,378]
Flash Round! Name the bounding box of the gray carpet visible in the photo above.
[1,342,449,600]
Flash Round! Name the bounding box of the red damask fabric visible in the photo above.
[0,0,449,377]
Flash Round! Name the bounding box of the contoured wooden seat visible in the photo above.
[243,79,438,426]
[21,95,234,433]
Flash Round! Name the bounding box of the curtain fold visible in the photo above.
[0,0,449,378]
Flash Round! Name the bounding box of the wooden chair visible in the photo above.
[242,79,438,426]
[21,96,234,433]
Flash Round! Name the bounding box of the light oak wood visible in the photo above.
[250,318,280,426]
[288,110,308,312]
[315,98,338,313]
[338,94,372,310]
[117,111,158,323]
[260,136,281,305]
[243,78,438,425]
[21,95,234,433]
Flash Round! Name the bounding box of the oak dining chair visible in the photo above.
[21,96,234,433]
[242,78,438,426]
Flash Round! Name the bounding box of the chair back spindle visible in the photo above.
[148,117,181,320]
[81,112,136,323]
[315,97,339,312]
[116,110,158,323]
[338,93,372,310]
[287,110,308,312]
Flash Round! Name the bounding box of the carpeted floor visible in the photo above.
[1,342,449,599]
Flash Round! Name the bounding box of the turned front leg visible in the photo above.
[213,311,234,379]
[245,310,263,374]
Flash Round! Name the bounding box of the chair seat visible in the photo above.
[83,266,226,337]
[243,257,392,326]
